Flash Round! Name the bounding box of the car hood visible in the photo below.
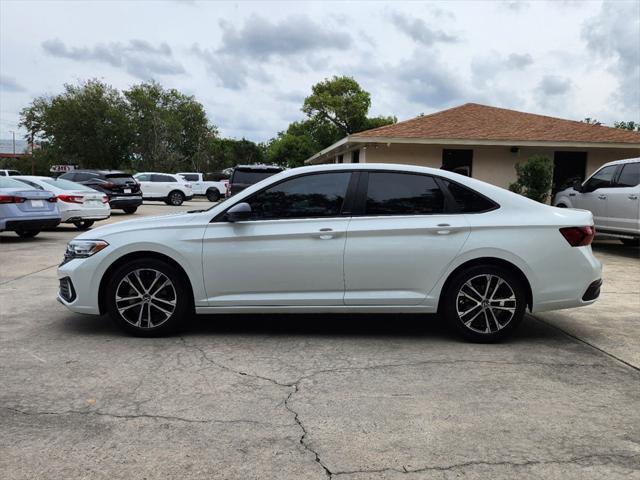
[74,212,201,240]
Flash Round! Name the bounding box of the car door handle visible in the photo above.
[598,195,607,200]
[629,194,638,200]
[429,223,454,235]
[314,228,335,240]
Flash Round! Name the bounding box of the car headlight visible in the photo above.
[63,240,109,263]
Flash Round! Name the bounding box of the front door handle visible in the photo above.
[629,194,639,200]
[598,195,607,200]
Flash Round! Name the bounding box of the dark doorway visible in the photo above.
[553,151,587,193]
[352,150,360,163]
[442,149,473,176]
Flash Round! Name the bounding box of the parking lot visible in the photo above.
[1,200,639,479]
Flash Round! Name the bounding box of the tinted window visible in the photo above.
[232,169,281,185]
[616,162,640,187]
[365,172,444,215]
[105,174,135,184]
[74,172,97,182]
[59,172,75,181]
[8,170,21,176]
[584,165,617,191]
[441,179,497,212]
[247,172,350,220]
[151,174,177,183]
[181,174,199,182]
[136,174,151,182]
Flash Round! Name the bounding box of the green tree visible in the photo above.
[265,132,318,168]
[508,155,554,203]
[206,138,265,171]
[19,79,132,169]
[581,117,601,125]
[614,121,640,132]
[124,82,216,172]
[302,76,372,135]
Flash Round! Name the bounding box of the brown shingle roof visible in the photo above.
[352,103,640,144]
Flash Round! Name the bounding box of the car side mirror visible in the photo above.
[225,202,251,222]
[573,182,584,193]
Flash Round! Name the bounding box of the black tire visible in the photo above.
[105,258,191,337]
[206,188,221,202]
[556,203,567,208]
[73,220,94,230]
[15,230,40,238]
[122,207,137,214]
[442,265,526,343]
[621,238,640,247]
[167,190,184,206]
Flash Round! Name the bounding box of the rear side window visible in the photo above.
[441,179,497,213]
[616,162,640,187]
[74,172,98,182]
[365,172,444,215]
[151,174,177,183]
[181,174,199,182]
[247,172,350,220]
[136,174,151,182]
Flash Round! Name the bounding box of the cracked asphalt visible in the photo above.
[1,200,639,479]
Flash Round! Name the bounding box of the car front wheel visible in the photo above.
[166,190,184,206]
[15,230,40,238]
[105,258,191,336]
[206,188,220,202]
[442,265,526,342]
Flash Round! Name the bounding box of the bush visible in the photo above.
[508,155,554,203]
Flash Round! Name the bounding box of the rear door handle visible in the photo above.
[314,228,335,240]
[629,194,638,200]
[598,195,607,200]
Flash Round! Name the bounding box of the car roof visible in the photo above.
[601,157,639,167]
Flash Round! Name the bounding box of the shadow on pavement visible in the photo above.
[592,240,640,259]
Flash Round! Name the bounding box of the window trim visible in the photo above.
[212,170,357,223]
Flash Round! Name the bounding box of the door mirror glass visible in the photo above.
[226,202,252,222]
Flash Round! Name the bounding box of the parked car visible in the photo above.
[554,158,640,246]
[58,170,142,214]
[227,165,283,197]
[177,172,227,202]
[0,169,21,176]
[13,176,110,230]
[0,176,60,237]
[58,164,602,342]
[133,173,194,206]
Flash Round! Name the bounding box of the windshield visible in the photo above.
[232,169,281,184]
[41,177,95,191]
[0,177,35,189]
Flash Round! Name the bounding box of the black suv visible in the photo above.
[228,165,283,196]
[59,170,143,214]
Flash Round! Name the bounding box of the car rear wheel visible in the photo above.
[166,190,184,206]
[621,238,640,247]
[556,203,567,208]
[122,207,137,214]
[105,258,191,337]
[442,265,526,342]
[73,220,94,230]
[15,230,40,238]
[206,188,220,202]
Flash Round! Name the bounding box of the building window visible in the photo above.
[337,154,343,164]
[442,149,472,176]
[352,149,360,163]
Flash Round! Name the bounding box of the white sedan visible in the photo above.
[14,176,110,230]
[57,164,602,342]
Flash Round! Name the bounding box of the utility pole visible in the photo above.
[9,130,16,154]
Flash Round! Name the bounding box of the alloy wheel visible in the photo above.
[455,274,517,334]
[170,192,183,205]
[115,268,177,328]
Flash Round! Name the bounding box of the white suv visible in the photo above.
[133,173,193,206]
[554,158,640,246]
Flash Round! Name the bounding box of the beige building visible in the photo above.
[305,103,640,192]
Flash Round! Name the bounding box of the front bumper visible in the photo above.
[57,256,103,315]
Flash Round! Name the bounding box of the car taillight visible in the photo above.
[103,181,115,189]
[101,195,109,203]
[0,195,25,204]
[58,194,84,204]
[560,226,595,247]
[47,196,58,203]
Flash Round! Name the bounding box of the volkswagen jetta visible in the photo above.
[57,164,602,342]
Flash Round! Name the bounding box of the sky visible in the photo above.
[1,0,639,144]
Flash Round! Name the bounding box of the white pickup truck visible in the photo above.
[176,172,228,202]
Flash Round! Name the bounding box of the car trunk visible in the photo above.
[105,174,140,195]
[13,190,58,214]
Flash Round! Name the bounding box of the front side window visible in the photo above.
[246,172,351,220]
[441,179,497,213]
[365,172,444,215]
[615,162,640,187]
[583,165,617,191]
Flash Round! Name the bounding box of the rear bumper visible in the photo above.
[3,217,61,231]
[61,207,110,223]
[109,196,142,209]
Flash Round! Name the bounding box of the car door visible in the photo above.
[201,171,353,306]
[576,165,619,228]
[152,174,176,198]
[135,174,153,198]
[606,162,640,234]
[343,171,470,306]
